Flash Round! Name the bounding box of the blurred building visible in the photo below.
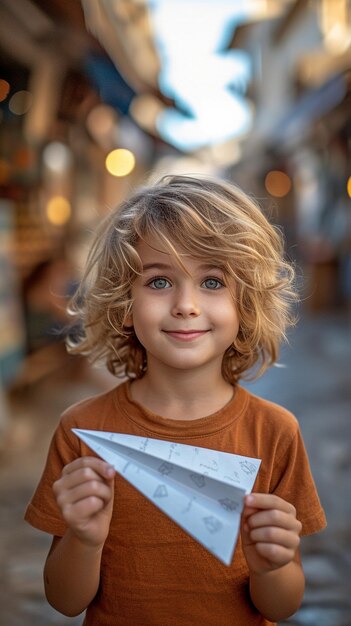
[230,0,351,313]
[0,0,350,436]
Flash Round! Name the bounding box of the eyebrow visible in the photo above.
[142,263,173,272]
[142,262,223,272]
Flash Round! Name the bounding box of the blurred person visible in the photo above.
[25,175,326,625]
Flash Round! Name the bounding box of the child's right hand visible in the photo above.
[53,457,116,548]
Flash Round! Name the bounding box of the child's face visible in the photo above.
[129,235,239,379]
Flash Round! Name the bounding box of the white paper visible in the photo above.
[72,429,261,565]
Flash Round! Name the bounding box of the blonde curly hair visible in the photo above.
[67,174,297,383]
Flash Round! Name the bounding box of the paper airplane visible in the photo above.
[72,429,261,565]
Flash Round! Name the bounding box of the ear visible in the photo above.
[123,313,133,328]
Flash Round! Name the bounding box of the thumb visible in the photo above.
[103,465,116,512]
[103,464,116,479]
[240,504,258,545]
[240,513,251,545]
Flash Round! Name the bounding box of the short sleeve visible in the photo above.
[270,426,326,535]
[24,420,81,536]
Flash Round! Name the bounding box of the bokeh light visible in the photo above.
[43,142,73,174]
[347,176,351,198]
[0,79,10,103]
[105,149,135,177]
[9,90,33,115]
[46,196,71,226]
[264,170,292,198]
[86,105,117,139]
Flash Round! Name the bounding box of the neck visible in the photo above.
[130,361,234,420]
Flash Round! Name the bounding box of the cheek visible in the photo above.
[131,305,155,336]
[222,311,240,343]
[217,298,239,325]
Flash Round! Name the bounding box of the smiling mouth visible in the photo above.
[163,330,209,341]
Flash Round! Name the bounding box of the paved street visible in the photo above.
[1,312,350,626]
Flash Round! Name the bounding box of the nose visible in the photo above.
[171,284,201,318]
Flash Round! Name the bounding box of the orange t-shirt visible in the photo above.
[25,381,326,626]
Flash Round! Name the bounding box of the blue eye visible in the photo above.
[202,278,223,290]
[148,277,171,289]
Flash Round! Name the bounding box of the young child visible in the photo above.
[25,175,326,625]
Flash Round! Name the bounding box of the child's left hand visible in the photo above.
[241,493,302,575]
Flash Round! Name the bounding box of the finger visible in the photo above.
[247,509,302,533]
[56,466,111,492]
[53,470,106,501]
[54,463,115,503]
[254,542,297,565]
[62,495,107,524]
[249,526,301,550]
[62,456,115,479]
[56,479,113,509]
[241,506,259,535]
[245,493,296,515]
[241,506,259,520]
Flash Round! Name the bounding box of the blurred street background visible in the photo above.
[0,1,350,625]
